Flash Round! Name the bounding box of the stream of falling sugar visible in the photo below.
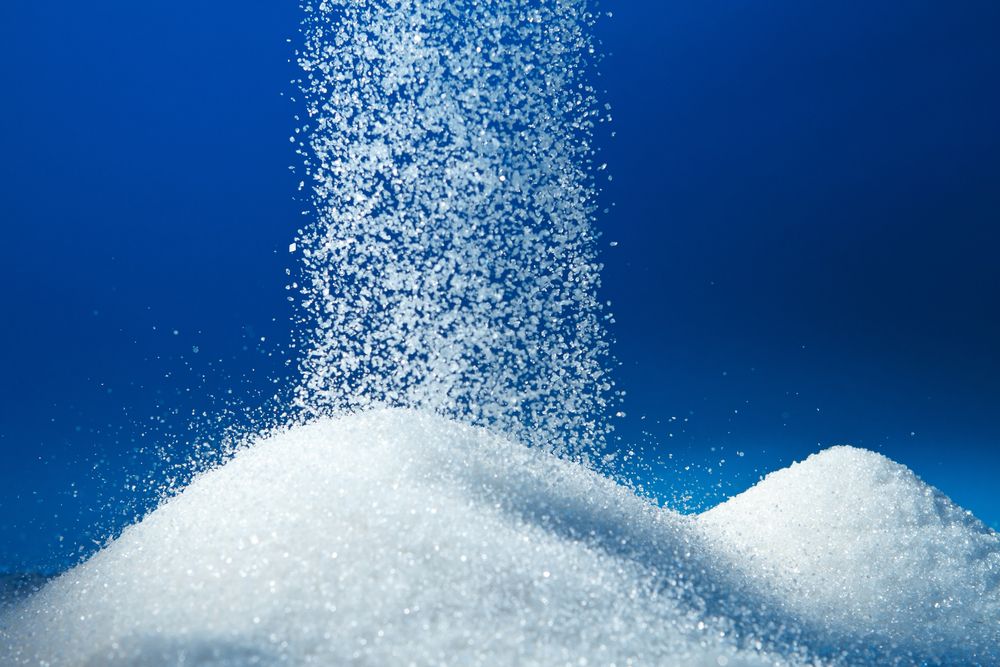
[291,0,616,457]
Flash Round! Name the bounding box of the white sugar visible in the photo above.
[3,1,995,664]
[0,411,784,666]
[291,0,614,457]
[699,445,1000,662]
[3,414,996,665]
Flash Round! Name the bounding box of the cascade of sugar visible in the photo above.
[290,0,615,457]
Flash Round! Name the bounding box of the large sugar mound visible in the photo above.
[0,410,781,667]
[699,445,1000,663]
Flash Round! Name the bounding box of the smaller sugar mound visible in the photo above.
[698,445,1000,662]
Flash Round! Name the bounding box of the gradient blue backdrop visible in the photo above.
[1,1,998,572]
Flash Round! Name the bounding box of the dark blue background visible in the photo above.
[1,1,998,572]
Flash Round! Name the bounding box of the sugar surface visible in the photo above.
[699,445,1000,663]
[0,576,46,618]
[3,412,996,665]
[2,411,783,666]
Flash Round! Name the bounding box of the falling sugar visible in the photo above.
[291,0,614,457]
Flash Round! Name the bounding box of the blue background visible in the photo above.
[1,1,998,572]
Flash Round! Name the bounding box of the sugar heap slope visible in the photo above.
[1,410,784,667]
[699,445,1000,663]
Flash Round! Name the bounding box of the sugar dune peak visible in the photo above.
[699,444,1000,660]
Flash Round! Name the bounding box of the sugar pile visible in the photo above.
[0,411,785,666]
[2,411,997,665]
[698,446,1000,663]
